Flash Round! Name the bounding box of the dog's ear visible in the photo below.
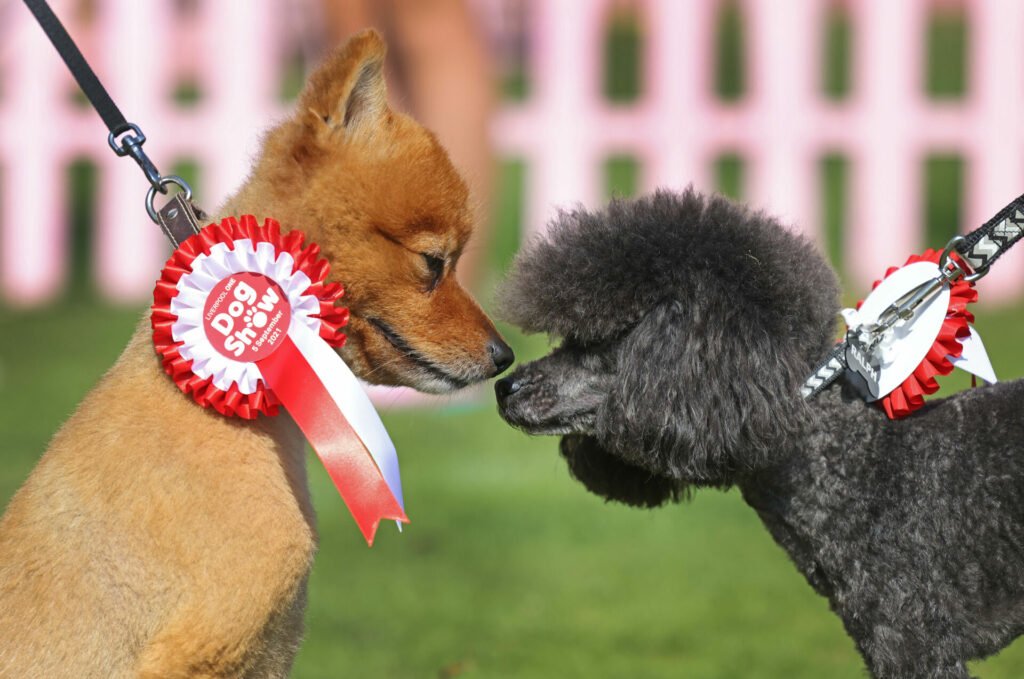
[560,435,686,508]
[298,29,388,140]
[596,290,809,483]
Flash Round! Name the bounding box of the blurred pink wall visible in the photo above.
[2,0,1024,306]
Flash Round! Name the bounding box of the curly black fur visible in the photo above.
[560,434,688,508]
[496,188,1024,679]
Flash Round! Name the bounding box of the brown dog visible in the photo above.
[0,31,511,678]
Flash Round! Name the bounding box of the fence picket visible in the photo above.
[967,0,1024,300]
[2,0,1023,305]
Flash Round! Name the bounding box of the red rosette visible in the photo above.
[151,215,349,419]
[857,249,977,419]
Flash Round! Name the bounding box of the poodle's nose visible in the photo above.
[487,336,515,376]
[494,375,522,400]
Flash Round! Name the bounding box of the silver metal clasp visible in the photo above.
[108,122,162,190]
[145,175,193,223]
[867,237,981,340]
[940,235,988,282]
[109,122,195,225]
[871,276,943,335]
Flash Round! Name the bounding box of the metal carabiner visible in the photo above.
[940,235,988,282]
[145,175,193,224]
[108,122,165,191]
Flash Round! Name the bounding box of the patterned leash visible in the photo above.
[802,193,1024,399]
[21,0,204,245]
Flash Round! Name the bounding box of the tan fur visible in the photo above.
[0,31,506,678]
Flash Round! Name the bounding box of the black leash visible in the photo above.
[21,0,204,247]
[954,193,1024,274]
[802,193,1024,400]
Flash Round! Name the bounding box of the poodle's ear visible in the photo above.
[596,292,808,483]
[560,435,686,508]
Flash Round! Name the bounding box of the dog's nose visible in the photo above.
[487,337,515,376]
[494,375,522,400]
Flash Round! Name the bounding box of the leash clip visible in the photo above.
[868,275,943,340]
[108,122,163,191]
[940,235,988,283]
[108,122,194,226]
[146,176,193,224]
[863,235,987,349]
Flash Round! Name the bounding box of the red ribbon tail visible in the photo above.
[258,335,408,546]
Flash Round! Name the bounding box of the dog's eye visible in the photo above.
[421,253,445,291]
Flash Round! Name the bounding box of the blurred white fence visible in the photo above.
[2,0,1023,305]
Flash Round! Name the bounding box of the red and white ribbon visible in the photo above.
[152,216,407,544]
[843,249,994,419]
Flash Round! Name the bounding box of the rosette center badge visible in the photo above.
[204,273,290,361]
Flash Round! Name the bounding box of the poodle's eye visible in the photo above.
[421,253,445,292]
[561,334,621,371]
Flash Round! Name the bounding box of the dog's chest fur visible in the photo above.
[0,323,317,677]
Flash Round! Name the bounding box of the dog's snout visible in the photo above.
[494,375,522,400]
[487,337,515,376]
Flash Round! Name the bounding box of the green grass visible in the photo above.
[925,155,965,250]
[821,153,848,278]
[715,1,746,102]
[4,298,1024,678]
[927,7,969,99]
[714,152,745,201]
[604,11,643,104]
[822,6,852,100]
[604,155,640,200]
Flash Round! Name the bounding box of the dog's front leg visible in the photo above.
[934,663,974,679]
[902,662,973,679]
[134,611,259,679]
[863,658,973,679]
[133,570,309,679]
[861,646,973,679]
[134,588,306,679]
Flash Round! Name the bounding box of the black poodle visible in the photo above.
[495,188,1024,679]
